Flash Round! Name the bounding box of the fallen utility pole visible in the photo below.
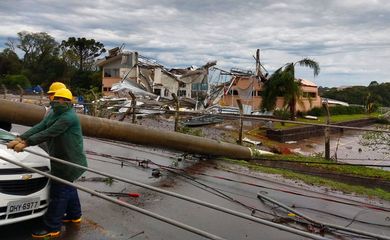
[0,142,329,240]
[0,99,271,159]
[0,154,225,240]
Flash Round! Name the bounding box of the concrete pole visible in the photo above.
[39,90,43,105]
[172,93,180,132]
[1,84,7,99]
[323,100,331,160]
[17,84,24,102]
[256,49,260,77]
[0,99,269,159]
[91,90,98,117]
[237,99,243,145]
[130,92,137,124]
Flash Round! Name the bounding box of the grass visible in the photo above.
[273,113,380,129]
[253,154,390,181]
[223,158,390,201]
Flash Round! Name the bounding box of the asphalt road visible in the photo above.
[1,125,390,240]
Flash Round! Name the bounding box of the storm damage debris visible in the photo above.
[97,48,217,112]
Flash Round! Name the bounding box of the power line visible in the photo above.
[84,150,390,213]
[257,192,390,240]
[2,143,328,240]
[80,104,390,133]
[0,154,225,240]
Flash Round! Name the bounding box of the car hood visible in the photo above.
[0,143,50,169]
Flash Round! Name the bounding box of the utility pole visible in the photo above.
[255,49,261,78]
[17,84,24,102]
[237,99,244,145]
[172,93,180,132]
[2,84,7,99]
[135,52,140,84]
[323,99,331,160]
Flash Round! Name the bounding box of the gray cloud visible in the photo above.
[1,0,390,87]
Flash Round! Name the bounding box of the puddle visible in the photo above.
[287,127,390,170]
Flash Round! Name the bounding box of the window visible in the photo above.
[257,91,262,96]
[154,89,161,96]
[227,90,239,95]
[178,90,186,97]
[104,68,120,77]
[303,92,316,98]
[103,87,111,92]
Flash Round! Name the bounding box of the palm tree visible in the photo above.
[261,58,320,120]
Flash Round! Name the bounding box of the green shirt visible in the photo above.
[20,107,87,182]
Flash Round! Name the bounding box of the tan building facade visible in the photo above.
[220,76,321,113]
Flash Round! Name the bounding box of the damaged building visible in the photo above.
[96,48,216,106]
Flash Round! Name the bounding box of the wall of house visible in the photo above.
[161,73,179,96]
[220,77,321,112]
[101,53,138,96]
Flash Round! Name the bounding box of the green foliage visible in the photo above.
[306,106,324,116]
[0,48,22,75]
[60,37,106,71]
[307,105,365,116]
[1,31,106,95]
[222,158,390,200]
[177,125,203,137]
[273,108,290,120]
[261,58,320,120]
[320,82,390,107]
[0,74,31,89]
[70,70,102,95]
[360,125,390,155]
[16,31,59,68]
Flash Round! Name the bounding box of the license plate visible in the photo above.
[7,198,40,214]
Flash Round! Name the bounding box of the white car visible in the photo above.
[0,129,50,226]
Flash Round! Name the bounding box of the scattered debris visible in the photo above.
[304,115,318,120]
[96,190,141,198]
[183,115,223,127]
[129,230,145,239]
[242,137,261,146]
[151,169,162,178]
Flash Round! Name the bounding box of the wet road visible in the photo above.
[2,125,390,239]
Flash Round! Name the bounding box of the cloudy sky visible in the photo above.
[1,0,390,87]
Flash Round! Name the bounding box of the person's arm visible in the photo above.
[25,116,73,146]
[20,117,49,140]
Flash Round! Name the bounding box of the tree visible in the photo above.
[0,74,31,89]
[14,31,61,86]
[16,31,59,68]
[261,58,320,120]
[60,37,106,71]
[0,48,22,75]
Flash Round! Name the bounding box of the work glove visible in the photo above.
[6,137,22,149]
[14,142,27,153]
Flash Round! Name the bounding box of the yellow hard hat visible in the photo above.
[53,88,73,101]
[47,82,66,94]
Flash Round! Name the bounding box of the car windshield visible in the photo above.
[0,129,16,141]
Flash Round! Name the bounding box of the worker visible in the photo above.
[46,82,67,115]
[47,82,66,101]
[0,82,66,133]
[7,88,87,238]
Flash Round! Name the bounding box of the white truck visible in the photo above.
[0,129,50,225]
